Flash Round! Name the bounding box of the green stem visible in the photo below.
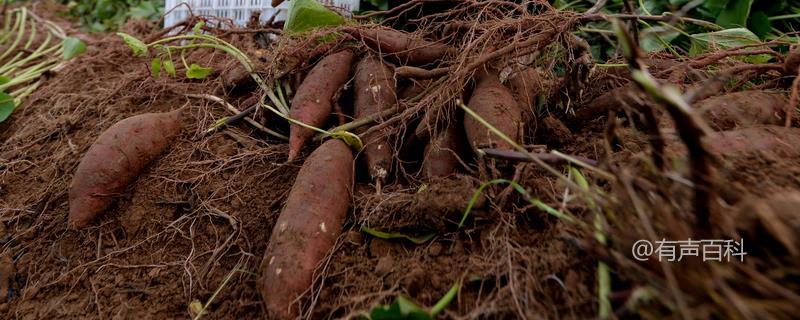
[0,7,26,62]
[768,13,800,21]
[429,282,460,317]
[0,58,59,90]
[0,32,56,75]
[459,100,613,183]
[10,79,40,104]
[0,9,20,46]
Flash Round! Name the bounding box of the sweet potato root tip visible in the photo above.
[423,124,466,178]
[348,28,452,66]
[463,69,522,152]
[260,139,354,319]
[698,91,787,131]
[288,49,355,161]
[354,55,397,181]
[707,126,800,158]
[572,85,642,125]
[784,45,800,76]
[507,68,546,120]
[68,109,183,229]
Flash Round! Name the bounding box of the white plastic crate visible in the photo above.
[164,0,359,28]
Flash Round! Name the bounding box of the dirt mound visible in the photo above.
[2,2,800,319]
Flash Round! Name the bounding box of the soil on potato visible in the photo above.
[2,5,800,320]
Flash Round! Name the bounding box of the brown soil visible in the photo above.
[2,2,800,320]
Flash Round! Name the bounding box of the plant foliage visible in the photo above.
[62,0,164,32]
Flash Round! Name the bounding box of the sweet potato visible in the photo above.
[422,124,466,178]
[69,109,183,228]
[399,79,431,100]
[346,28,452,65]
[260,139,354,319]
[463,68,522,152]
[697,91,786,131]
[507,67,547,120]
[572,84,645,125]
[354,55,397,182]
[784,44,800,76]
[707,126,800,158]
[288,49,355,161]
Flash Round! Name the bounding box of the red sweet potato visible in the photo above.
[422,124,466,178]
[354,55,397,182]
[260,139,354,319]
[507,67,547,120]
[69,109,183,229]
[288,49,355,161]
[399,79,431,100]
[463,68,522,152]
[697,91,786,131]
[784,44,800,76]
[346,28,452,66]
[707,126,800,158]
[572,84,644,125]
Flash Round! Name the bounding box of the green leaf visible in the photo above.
[716,0,754,28]
[62,37,87,60]
[150,57,162,78]
[748,11,771,39]
[329,131,363,151]
[689,28,771,63]
[429,282,460,317]
[369,0,389,11]
[193,21,205,34]
[0,91,16,123]
[93,0,115,20]
[360,226,435,245]
[185,63,213,79]
[702,0,731,17]
[163,59,176,77]
[284,0,345,34]
[640,29,680,53]
[88,21,108,33]
[117,32,147,56]
[0,76,10,85]
[459,179,576,228]
[370,296,431,320]
[128,1,160,20]
[368,282,460,320]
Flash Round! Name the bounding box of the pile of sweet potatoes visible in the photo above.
[62,18,800,320]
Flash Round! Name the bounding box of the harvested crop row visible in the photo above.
[69,109,183,229]
[288,49,355,161]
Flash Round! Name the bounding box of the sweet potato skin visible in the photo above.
[354,55,397,181]
[68,109,182,228]
[348,28,451,65]
[784,45,800,76]
[463,69,522,152]
[698,91,786,131]
[423,124,465,178]
[707,126,800,157]
[288,49,355,161]
[260,139,354,319]
[507,68,547,121]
